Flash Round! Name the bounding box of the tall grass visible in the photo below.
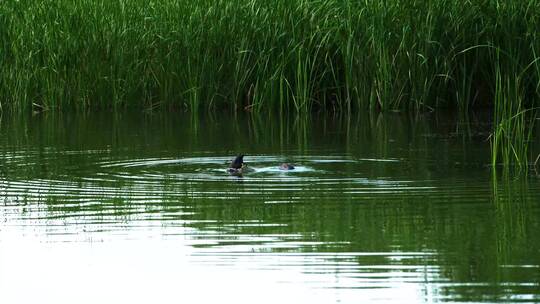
[0,0,538,114]
[490,62,536,173]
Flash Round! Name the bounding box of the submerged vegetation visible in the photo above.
[0,0,539,169]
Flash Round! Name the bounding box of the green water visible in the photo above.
[0,112,539,303]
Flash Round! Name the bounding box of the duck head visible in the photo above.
[279,163,295,170]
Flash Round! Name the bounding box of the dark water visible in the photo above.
[0,112,539,303]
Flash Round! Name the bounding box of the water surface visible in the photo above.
[0,112,539,303]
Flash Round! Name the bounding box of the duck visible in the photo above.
[279,163,295,170]
[227,155,254,175]
[229,155,244,169]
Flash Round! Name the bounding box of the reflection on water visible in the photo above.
[0,112,539,303]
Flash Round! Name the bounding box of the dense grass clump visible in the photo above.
[0,0,539,114]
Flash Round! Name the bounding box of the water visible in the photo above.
[0,112,539,304]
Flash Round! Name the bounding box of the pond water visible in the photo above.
[0,112,539,304]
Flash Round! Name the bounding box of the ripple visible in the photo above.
[0,151,498,207]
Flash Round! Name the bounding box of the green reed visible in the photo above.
[0,0,538,114]
[488,34,540,172]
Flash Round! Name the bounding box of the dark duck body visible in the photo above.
[230,155,244,169]
[227,155,249,175]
